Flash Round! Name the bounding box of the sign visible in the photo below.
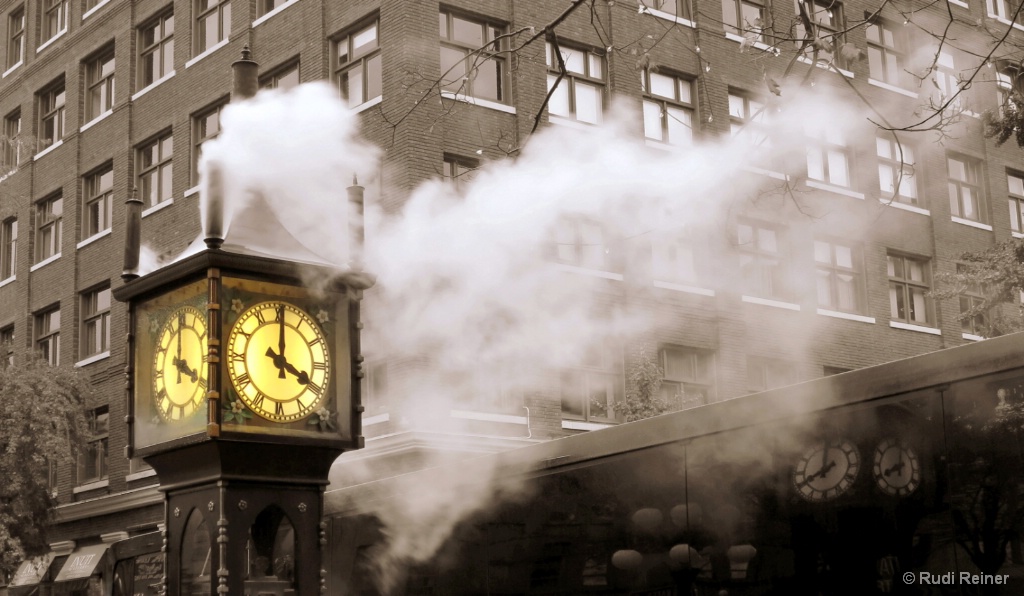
[54,546,109,583]
[9,556,54,587]
[132,554,163,596]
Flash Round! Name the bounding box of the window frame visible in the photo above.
[555,216,608,270]
[0,217,15,279]
[738,220,787,300]
[34,193,62,262]
[0,325,13,366]
[191,100,226,184]
[37,79,66,151]
[805,121,851,187]
[947,153,985,223]
[256,0,288,18]
[545,41,606,125]
[747,356,797,392]
[640,0,691,21]
[1008,171,1024,233]
[876,136,918,204]
[438,10,509,104]
[83,165,113,239]
[193,0,231,56]
[34,305,60,366]
[78,406,109,485]
[641,69,695,147]
[651,229,698,284]
[137,132,173,208]
[797,0,847,67]
[659,346,714,407]
[333,19,381,109]
[41,0,68,44]
[956,263,986,336]
[85,48,115,121]
[560,342,623,423]
[259,59,299,90]
[722,0,765,40]
[865,20,905,87]
[7,6,24,69]
[2,109,20,171]
[814,238,865,314]
[887,252,933,326]
[442,154,478,190]
[80,285,111,358]
[138,10,174,88]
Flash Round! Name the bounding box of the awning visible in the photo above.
[52,545,110,593]
[8,554,56,596]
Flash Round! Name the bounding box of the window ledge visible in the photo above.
[77,228,111,249]
[142,198,174,217]
[440,91,516,114]
[989,14,1024,32]
[962,332,984,342]
[868,79,918,99]
[253,0,300,27]
[638,3,696,28]
[0,275,14,289]
[36,29,67,54]
[554,263,624,281]
[743,165,789,181]
[184,185,200,197]
[951,216,992,231]
[82,0,111,20]
[549,115,597,131]
[75,351,110,368]
[653,280,715,296]
[186,38,230,69]
[806,179,864,199]
[132,71,176,101]
[363,412,390,426]
[797,55,854,78]
[948,0,969,7]
[741,295,801,311]
[30,253,61,272]
[878,197,929,216]
[724,31,773,52]
[817,308,875,324]
[125,469,157,482]
[2,61,22,78]
[450,409,528,425]
[73,479,109,494]
[562,419,615,431]
[351,95,382,113]
[80,110,113,133]
[1012,231,1024,239]
[33,140,64,161]
[889,321,941,335]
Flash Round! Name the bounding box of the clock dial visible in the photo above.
[153,306,208,422]
[793,440,860,502]
[873,438,921,497]
[226,301,330,423]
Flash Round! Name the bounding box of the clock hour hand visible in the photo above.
[265,348,310,385]
[172,356,199,384]
[884,460,906,477]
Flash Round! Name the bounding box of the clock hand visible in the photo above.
[277,305,286,379]
[172,357,199,384]
[884,461,906,477]
[176,314,184,384]
[265,348,310,385]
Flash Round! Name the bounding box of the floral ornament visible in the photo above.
[151,414,163,425]
[230,298,245,314]
[149,316,161,335]
[223,399,254,424]
[308,406,336,432]
[316,309,329,324]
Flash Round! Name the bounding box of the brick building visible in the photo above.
[0,0,1023,592]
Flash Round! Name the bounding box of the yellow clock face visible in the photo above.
[154,306,208,422]
[226,301,330,422]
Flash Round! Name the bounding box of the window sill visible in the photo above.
[1012,231,1024,239]
[868,79,918,99]
[142,198,174,217]
[253,0,300,27]
[653,280,715,296]
[184,185,200,197]
[125,469,157,482]
[549,115,598,131]
[951,216,992,231]
[36,29,67,54]
[817,308,875,324]
[741,295,801,311]
[132,71,176,101]
[82,0,111,20]
[75,351,110,368]
[638,3,696,28]
[451,409,528,425]
[724,31,773,52]
[80,110,113,133]
[948,0,969,7]
[878,197,929,216]
[554,263,624,281]
[440,91,516,114]
[806,179,864,200]
[644,139,691,152]
[989,14,1024,33]
[889,321,941,335]
[351,95,382,113]
[33,140,64,161]
[797,55,854,78]
[77,228,111,249]
[562,419,615,431]
[30,253,61,272]
[962,332,984,342]
[2,61,22,78]
[363,412,390,426]
[73,479,109,494]
[186,38,230,69]
[742,165,789,181]
[0,275,14,289]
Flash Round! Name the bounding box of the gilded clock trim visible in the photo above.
[793,440,860,502]
[873,438,922,497]
[225,301,331,423]
[153,305,208,422]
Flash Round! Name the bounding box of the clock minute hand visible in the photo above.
[265,347,310,385]
[277,305,286,379]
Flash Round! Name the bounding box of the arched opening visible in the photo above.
[244,505,296,596]
[180,510,211,596]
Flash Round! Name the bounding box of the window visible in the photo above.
[192,101,224,183]
[442,154,478,190]
[659,347,713,407]
[722,0,764,40]
[996,65,1022,116]
[83,166,113,238]
[876,136,918,204]
[360,361,388,413]
[814,239,864,313]
[947,154,984,222]
[555,217,607,269]
[866,21,905,87]
[932,51,964,112]
[2,109,20,171]
[138,12,174,88]
[805,120,850,187]
[652,231,697,283]
[194,0,230,55]
[80,286,111,358]
[37,79,66,150]
[259,61,299,90]
[747,356,797,392]
[1008,172,1024,233]
[1,326,13,366]
[78,406,108,484]
[796,0,846,67]
[1,218,16,279]
[41,0,67,43]
[257,0,288,17]
[728,91,770,154]
[34,194,62,262]
[988,0,1024,24]
[640,0,691,20]
[546,41,605,125]
[334,20,381,109]
[560,342,622,422]
[138,133,173,207]
[738,221,786,299]
[888,253,932,325]
[439,11,507,103]
[957,264,986,336]
[7,6,24,68]
[34,306,60,365]
[642,70,694,147]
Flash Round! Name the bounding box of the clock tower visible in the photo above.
[113,49,373,596]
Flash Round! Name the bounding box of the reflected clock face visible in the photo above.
[226,301,330,422]
[873,438,921,497]
[154,306,208,422]
[793,440,860,502]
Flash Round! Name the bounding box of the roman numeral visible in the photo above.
[230,351,245,363]
[309,337,321,347]
[312,362,326,371]
[198,377,208,391]
[254,309,267,325]
[251,392,266,411]
[155,369,164,379]
[307,381,323,397]
[173,405,183,420]
[275,401,285,417]
[234,372,250,388]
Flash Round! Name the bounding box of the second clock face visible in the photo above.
[226,301,330,422]
[873,438,922,497]
[154,306,208,422]
[793,440,860,502]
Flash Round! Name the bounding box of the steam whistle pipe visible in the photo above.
[347,175,365,270]
[231,45,259,102]
[204,163,225,250]
[122,187,143,281]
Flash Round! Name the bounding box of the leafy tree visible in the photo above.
[0,355,90,576]
[931,238,1024,337]
[610,348,678,422]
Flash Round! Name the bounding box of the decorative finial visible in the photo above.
[241,44,251,61]
[352,174,359,186]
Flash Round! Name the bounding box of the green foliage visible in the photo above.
[608,348,678,423]
[983,93,1024,148]
[0,356,90,576]
[931,238,1024,337]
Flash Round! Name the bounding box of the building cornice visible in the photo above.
[53,485,162,523]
